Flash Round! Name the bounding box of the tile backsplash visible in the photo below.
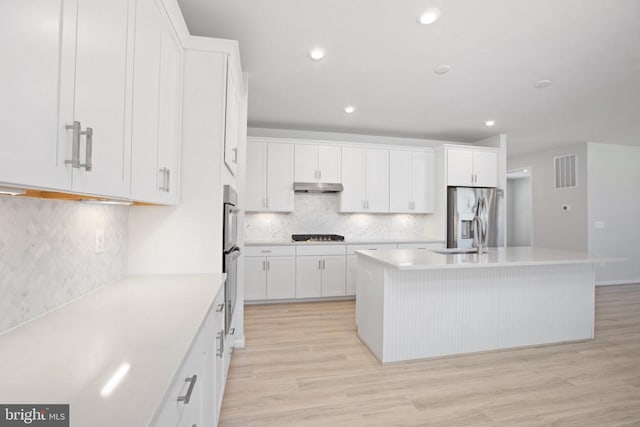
[0,197,128,333]
[245,193,438,241]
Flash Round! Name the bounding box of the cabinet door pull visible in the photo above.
[79,127,93,171]
[262,260,266,270]
[65,121,81,168]
[322,259,325,269]
[216,331,223,357]
[216,303,224,312]
[177,375,198,404]
[166,168,171,192]
[267,260,270,271]
[318,170,321,180]
[318,260,322,270]
[232,147,238,164]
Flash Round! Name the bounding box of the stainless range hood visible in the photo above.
[293,182,344,193]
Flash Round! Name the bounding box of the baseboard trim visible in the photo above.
[232,335,246,349]
[596,280,640,286]
[245,295,356,305]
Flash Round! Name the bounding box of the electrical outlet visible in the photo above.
[95,229,105,254]
[595,221,605,229]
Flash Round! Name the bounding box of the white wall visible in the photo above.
[509,143,588,252]
[0,198,128,333]
[507,177,532,246]
[587,143,640,285]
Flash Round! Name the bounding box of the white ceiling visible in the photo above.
[177,0,640,156]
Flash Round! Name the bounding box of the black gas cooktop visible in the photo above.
[291,234,345,242]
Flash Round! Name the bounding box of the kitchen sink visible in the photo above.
[430,248,481,255]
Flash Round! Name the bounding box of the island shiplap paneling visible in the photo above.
[379,264,594,363]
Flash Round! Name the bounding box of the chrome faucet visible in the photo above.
[472,196,488,253]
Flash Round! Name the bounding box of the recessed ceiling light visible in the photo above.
[308,48,326,62]
[418,8,441,25]
[485,120,496,127]
[433,64,451,75]
[534,79,552,89]
[344,106,356,114]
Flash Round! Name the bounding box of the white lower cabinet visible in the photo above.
[154,285,229,427]
[245,246,296,301]
[295,245,347,298]
[154,324,205,427]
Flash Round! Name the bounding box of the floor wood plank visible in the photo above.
[220,285,640,426]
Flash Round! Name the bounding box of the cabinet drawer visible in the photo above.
[153,325,204,426]
[296,244,346,256]
[245,245,295,257]
[346,243,397,255]
[396,242,445,250]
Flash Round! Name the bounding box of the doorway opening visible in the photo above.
[507,167,533,247]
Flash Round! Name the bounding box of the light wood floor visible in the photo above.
[220,285,640,426]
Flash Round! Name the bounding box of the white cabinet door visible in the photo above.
[296,256,322,298]
[130,0,163,203]
[321,255,346,297]
[266,257,296,299]
[71,0,132,198]
[246,141,266,211]
[412,151,435,213]
[346,254,357,295]
[266,143,294,211]
[365,148,389,212]
[156,24,182,204]
[245,257,267,300]
[224,63,241,176]
[447,149,474,187]
[317,145,341,183]
[340,147,365,212]
[389,150,411,213]
[0,0,71,189]
[213,291,226,421]
[294,144,317,182]
[473,150,498,187]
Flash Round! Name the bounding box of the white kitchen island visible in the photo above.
[355,247,614,364]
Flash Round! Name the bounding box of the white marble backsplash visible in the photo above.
[0,197,128,333]
[245,193,437,241]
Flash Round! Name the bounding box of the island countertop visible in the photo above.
[0,274,225,427]
[355,246,618,270]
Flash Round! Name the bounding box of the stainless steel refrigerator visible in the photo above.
[447,187,501,249]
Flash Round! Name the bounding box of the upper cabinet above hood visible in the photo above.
[294,182,343,193]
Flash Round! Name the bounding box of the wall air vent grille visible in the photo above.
[554,154,577,189]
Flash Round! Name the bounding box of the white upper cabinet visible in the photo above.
[67,0,133,198]
[340,147,389,212]
[246,140,294,212]
[389,150,434,213]
[1,0,133,198]
[446,147,498,187]
[294,144,341,183]
[131,0,182,205]
[0,0,72,190]
[223,62,242,176]
[340,147,366,212]
[472,150,499,187]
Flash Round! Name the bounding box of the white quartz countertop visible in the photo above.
[0,274,225,427]
[355,247,620,270]
[245,238,445,246]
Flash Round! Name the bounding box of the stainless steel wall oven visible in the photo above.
[223,185,240,334]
